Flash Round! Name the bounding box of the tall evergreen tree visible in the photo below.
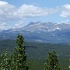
[45,51,61,70]
[13,34,28,70]
[0,49,11,70]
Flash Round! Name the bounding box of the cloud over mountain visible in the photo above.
[0,1,70,30]
[0,1,57,30]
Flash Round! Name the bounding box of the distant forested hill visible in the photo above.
[0,40,70,70]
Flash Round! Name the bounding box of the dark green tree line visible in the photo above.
[0,34,62,70]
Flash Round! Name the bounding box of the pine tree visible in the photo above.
[12,34,29,70]
[45,51,61,70]
[0,49,11,70]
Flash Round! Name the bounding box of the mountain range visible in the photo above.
[0,21,70,43]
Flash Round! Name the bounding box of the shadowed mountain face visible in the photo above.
[0,21,70,43]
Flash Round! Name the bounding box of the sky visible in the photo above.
[0,0,70,30]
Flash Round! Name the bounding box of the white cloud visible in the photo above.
[0,1,16,21]
[0,1,56,20]
[0,1,56,30]
[60,4,70,17]
[64,4,70,9]
[14,4,56,18]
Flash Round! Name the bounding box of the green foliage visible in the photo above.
[0,34,29,70]
[12,34,29,70]
[0,49,11,70]
[45,51,61,70]
[0,38,70,70]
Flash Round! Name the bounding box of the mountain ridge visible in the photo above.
[0,21,70,43]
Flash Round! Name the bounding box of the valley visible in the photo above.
[0,40,70,70]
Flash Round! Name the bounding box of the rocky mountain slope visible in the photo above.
[0,21,70,43]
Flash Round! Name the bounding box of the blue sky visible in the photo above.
[3,0,70,7]
[0,0,70,30]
